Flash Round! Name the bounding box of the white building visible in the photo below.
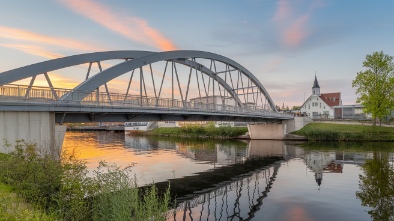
[157,121,179,128]
[300,75,342,119]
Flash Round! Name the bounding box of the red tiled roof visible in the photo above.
[320,92,341,107]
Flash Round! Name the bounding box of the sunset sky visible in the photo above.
[0,0,393,107]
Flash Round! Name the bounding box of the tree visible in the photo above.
[352,51,394,125]
[292,106,301,110]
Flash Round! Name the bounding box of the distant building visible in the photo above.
[181,95,244,127]
[333,104,372,120]
[157,121,179,128]
[215,121,248,127]
[300,75,342,119]
[178,121,209,127]
[189,95,237,111]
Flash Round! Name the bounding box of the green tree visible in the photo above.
[292,106,301,110]
[352,51,394,125]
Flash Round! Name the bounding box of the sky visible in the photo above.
[0,0,393,108]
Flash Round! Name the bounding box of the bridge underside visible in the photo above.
[55,112,283,123]
[0,102,284,123]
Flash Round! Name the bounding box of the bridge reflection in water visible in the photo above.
[161,140,297,221]
[167,162,280,221]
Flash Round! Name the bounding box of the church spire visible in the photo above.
[312,72,320,95]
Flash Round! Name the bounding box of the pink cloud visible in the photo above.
[0,44,63,59]
[59,0,178,51]
[272,0,322,48]
[0,26,100,51]
[283,14,310,47]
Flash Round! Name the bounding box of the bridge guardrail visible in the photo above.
[0,84,293,118]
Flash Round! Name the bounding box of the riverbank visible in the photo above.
[147,125,248,139]
[0,182,56,220]
[0,145,170,220]
[292,122,394,141]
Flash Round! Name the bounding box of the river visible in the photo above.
[63,131,394,221]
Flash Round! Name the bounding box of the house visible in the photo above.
[300,75,342,119]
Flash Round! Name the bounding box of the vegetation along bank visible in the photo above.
[147,124,248,139]
[292,123,394,141]
[0,141,170,221]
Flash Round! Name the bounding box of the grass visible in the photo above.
[0,183,56,221]
[292,123,394,141]
[148,124,248,139]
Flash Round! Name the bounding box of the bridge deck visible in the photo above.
[0,84,292,123]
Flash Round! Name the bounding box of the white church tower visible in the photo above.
[312,74,320,96]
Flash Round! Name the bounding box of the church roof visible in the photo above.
[320,92,341,106]
[313,75,320,88]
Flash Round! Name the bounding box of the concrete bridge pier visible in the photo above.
[0,111,67,154]
[248,117,312,140]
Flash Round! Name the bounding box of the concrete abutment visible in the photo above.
[0,111,66,154]
[248,116,312,140]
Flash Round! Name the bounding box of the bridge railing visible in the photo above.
[0,84,292,118]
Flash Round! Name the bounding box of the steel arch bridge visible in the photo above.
[0,50,292,123]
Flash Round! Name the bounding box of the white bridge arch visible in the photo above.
[0,50,291,123]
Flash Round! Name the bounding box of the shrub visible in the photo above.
[91,162,171,221]
[149,125,248,139]
[0,141,171,221]
[304,130,340,141]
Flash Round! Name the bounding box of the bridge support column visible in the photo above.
[248,123,286,140]
[248,117,312,140]
[0,111,66,154]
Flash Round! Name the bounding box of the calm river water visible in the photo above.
[63,131,394,221]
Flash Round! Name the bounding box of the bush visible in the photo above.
[91,162,170,221]
[0,140,63,209]
[149,125,248,139]
[0,141,171,221]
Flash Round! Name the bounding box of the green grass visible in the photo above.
[149,125,248,139]
[292,123,394,141]
[0,183,56,221]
